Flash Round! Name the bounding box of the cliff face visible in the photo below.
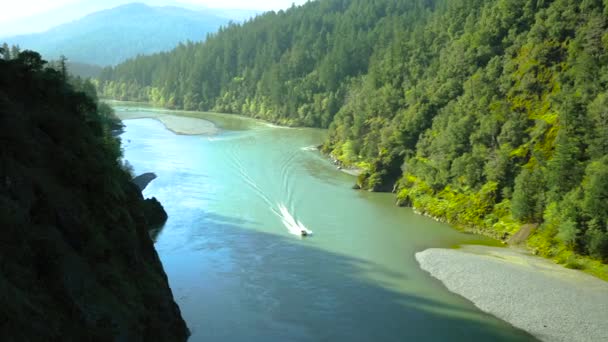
[0,52,188,340]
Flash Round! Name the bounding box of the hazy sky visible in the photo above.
[0,0,309,37]
[0,0,308,24]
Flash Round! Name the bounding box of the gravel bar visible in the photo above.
[416,246,608,342]
[117,111,219,135]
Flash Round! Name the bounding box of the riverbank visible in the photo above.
[325,153,364,177]
[109,100,608,282]
[392,172,608,281]
[416,245,608,342]
[116,110,219,135]
[118,112,538,341]
[116,102,608,279]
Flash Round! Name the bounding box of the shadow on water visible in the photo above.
[160,212,537,342]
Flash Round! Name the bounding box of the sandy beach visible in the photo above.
[117,111,219,135]
[416,245,608,342]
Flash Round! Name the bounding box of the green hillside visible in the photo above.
[96,0,608,275]
[0,49,188,339]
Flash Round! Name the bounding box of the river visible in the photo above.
[115,103,535,341]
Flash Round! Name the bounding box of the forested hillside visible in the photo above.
[97,0,608,272]
[0,49,188,339]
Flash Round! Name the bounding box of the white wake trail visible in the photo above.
[300,145,318,151]
[277,203,312,237]
[227,144,312,237]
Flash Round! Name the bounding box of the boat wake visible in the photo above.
[300,145,318,151]
[227,144,312,238]
[277,203,312,237]
[264,123,291,129]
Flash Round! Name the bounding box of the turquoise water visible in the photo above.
[117,106,534,341]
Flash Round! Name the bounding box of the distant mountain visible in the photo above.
[0,0,141,37]
[3,2,237,66]
[0,1,266,38]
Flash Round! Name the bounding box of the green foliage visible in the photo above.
[582,157,608,223]
[585,225,608,262]
[101,0,608,266]
[512,166,546,223]
[0,50,187,339]
[98,0,436,126]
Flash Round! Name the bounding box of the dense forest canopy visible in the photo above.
[0,48,188,339]
[97,0,608,269]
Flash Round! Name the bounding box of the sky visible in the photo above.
[0,0,309,37]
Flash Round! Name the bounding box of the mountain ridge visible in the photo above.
[3,2,237,66]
